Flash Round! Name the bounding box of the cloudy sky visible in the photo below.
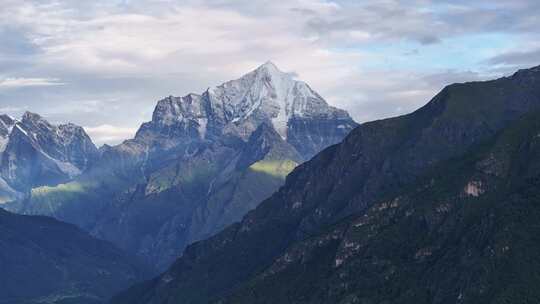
[0,0,539,145]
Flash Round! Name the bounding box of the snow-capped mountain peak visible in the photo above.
[207,62,350,139]
[145,62,354,141]
[254,60,282,75]
[207,61,308,126]
[136,62,356,159]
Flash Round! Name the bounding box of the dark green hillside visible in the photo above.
[225,110,540,304]
[0,209,149,304]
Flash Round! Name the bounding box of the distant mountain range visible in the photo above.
[110,65,540,304]
[4,62,357,271]
[0,112,98,203]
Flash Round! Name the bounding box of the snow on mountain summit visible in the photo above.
[145,62,354,142]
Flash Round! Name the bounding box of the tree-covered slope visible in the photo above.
[0,209,149,304]
[224,109,540,304]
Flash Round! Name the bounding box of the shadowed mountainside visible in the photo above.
[0,208,149,304]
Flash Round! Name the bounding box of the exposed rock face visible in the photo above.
[110,65,540,304]
[0,115,15,147]
[8,62,356,270]
[0,112,98,203]
[0,208,149,304]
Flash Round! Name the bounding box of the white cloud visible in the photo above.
[84,124,138,145]
[0,106,27,115]
[0,77,64,88]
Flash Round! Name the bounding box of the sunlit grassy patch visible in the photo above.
[31,182,87,198]
[249,160,298,179]
[145,161,219,195]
